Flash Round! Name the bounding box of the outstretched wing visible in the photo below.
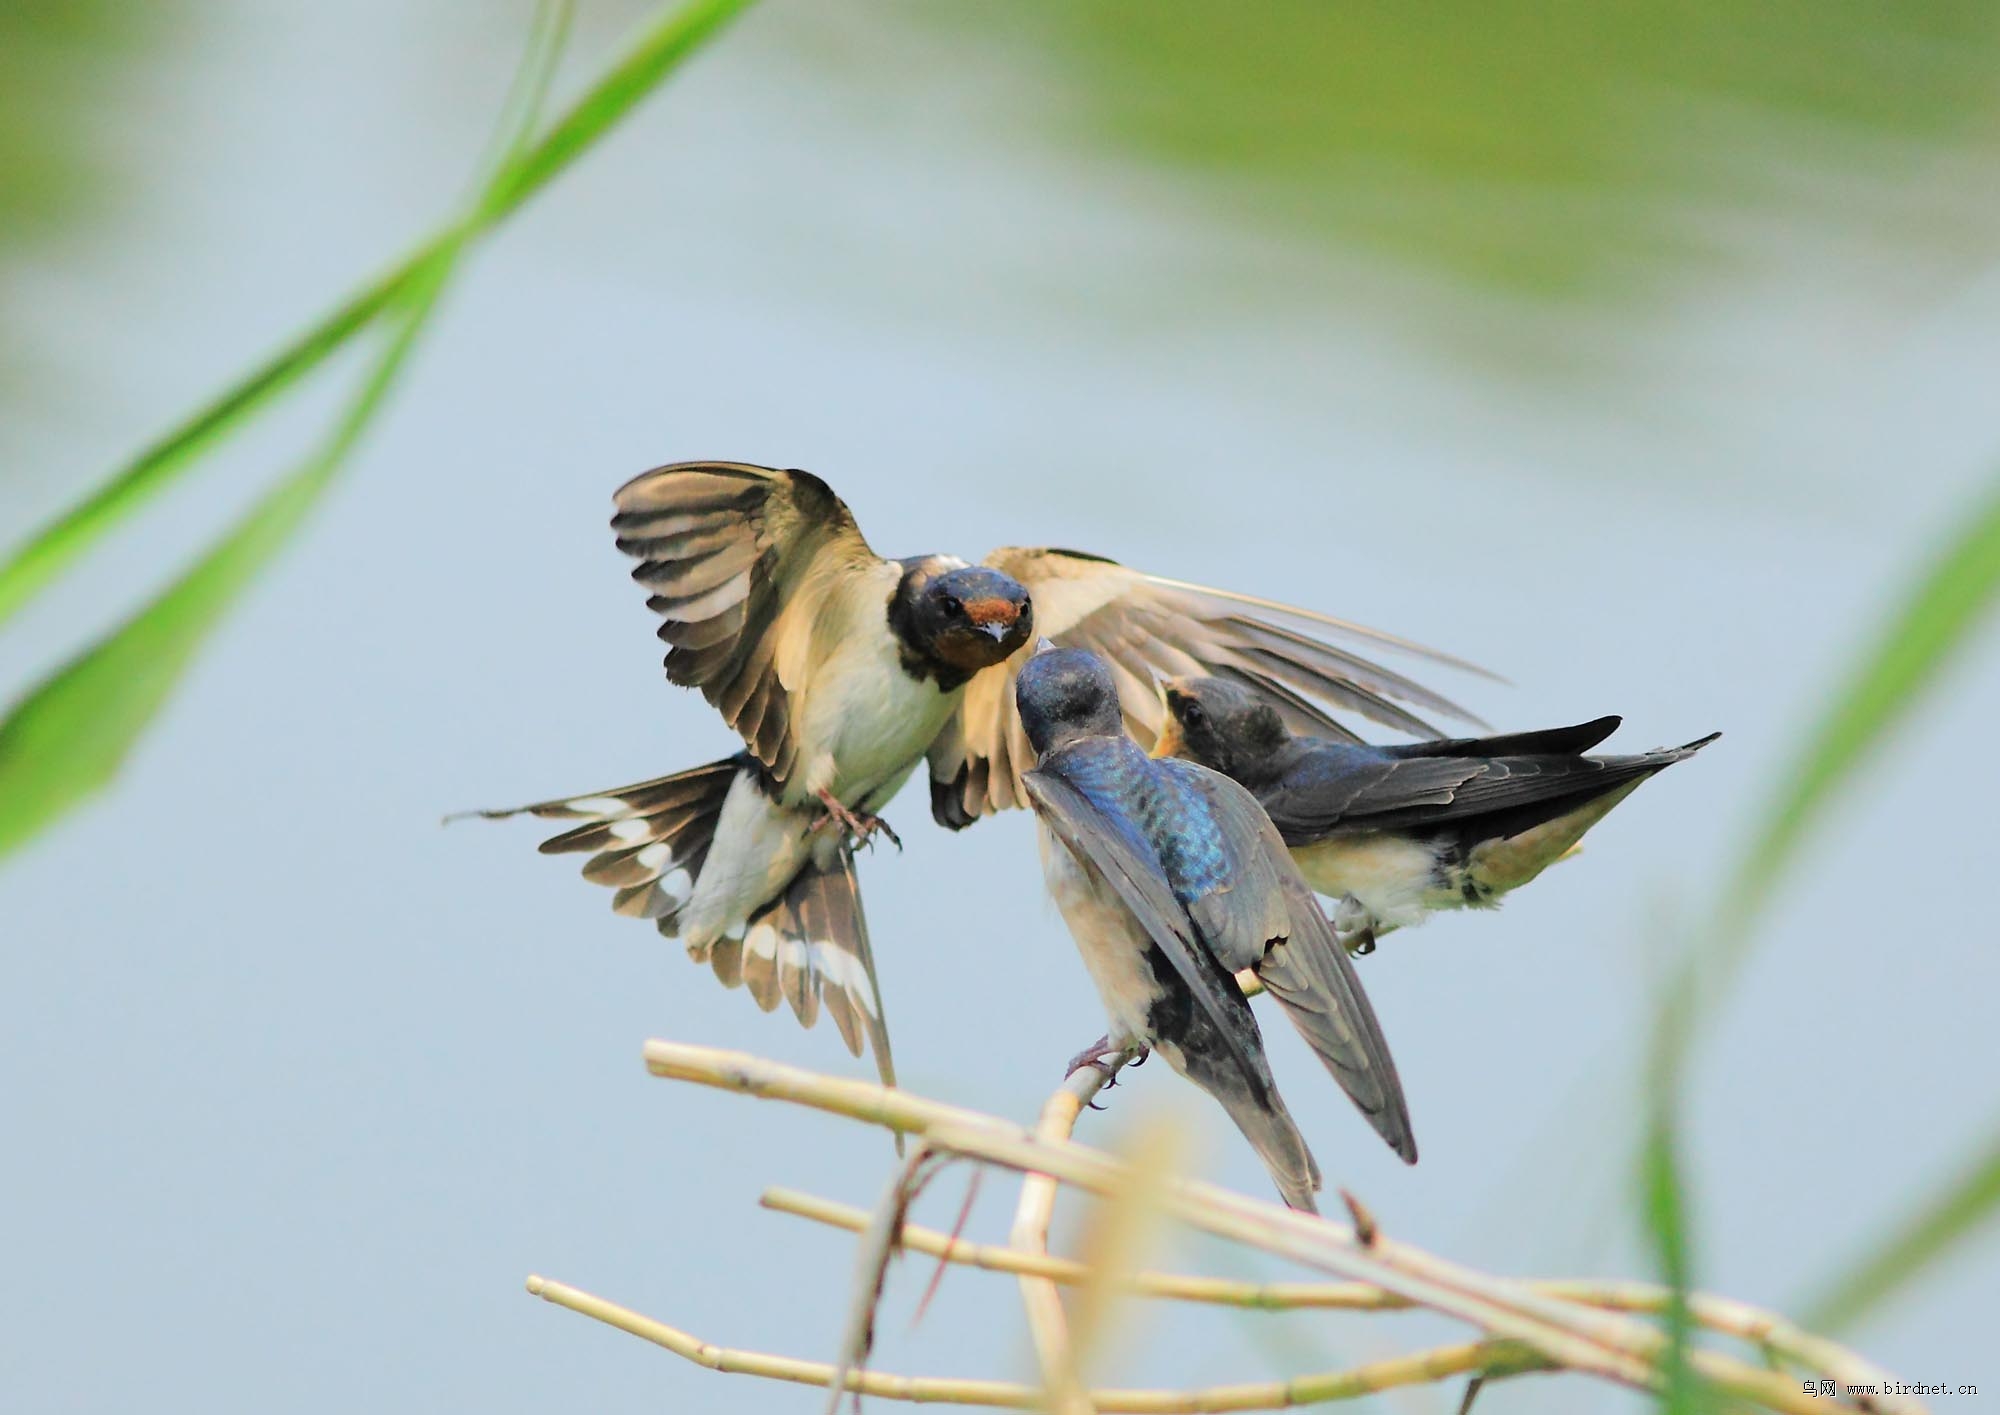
[929,548,1491,828]
[1023,764,1272,1110]
[1159,758,1417,1163]
[612,462,884,785]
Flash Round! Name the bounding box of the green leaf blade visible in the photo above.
[1805,1124,2000,1335]
[1641,1102,1713,1414]
[0,0,754,633]
[0,249,452,862]
[1729,474,2000,931]
[481,0,756,219]
[0,0,751,860]
[0,468,325,858]
[0,250,423,626]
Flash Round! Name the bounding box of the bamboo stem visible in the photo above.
[924,1119,1670,1392]
[1009,1062,1121,1415]
[762,1186,1398,1308]
[761,1189,1902,1393]
[641,1041,1918,1415]
[525,1273,1544,1411]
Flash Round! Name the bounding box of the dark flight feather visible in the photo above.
[1254,733,1718,844]
[1387,715,1622,761]
[613,462,879,788]
[1158,758,1418,1162]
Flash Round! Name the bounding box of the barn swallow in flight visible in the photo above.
[1154,676,1718,953]
[480,462,1484,1087]
[1018,645,1416,1210]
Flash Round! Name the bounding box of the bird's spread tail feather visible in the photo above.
[709,849,896,1087]
[472,756,742,930]
[466,757,895,1087]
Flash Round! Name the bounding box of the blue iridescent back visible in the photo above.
[1047,736,1231,907]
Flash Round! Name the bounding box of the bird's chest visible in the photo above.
[791,632,959,806]
[1038,824,1164,1047]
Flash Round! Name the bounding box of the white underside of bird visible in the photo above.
[1037,822,1161,1050]
[1290,834,1447,930]
[674,772,821,948]
[786,599,963,807]
[1290,777,1645,932]
[661,566,968,948]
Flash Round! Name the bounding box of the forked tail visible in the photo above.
[462,756,894,1086]
[471,756,740,930]
[1212,1078,1322,1214]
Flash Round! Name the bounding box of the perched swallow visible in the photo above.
[1018,645,1416,1211]
[483,462,1482,1085]
[1154,675,1719,951]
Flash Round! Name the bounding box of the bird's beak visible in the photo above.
[978,620,1011,642]
[1150,696,1187,760]
[1032,637,1057,656]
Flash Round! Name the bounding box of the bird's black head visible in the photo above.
[1016,644,1124,757]
[890,560,1034,687]
[1155,676,1290,777]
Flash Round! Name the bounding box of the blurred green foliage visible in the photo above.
[1729,477,2000,937]
[936,0,2000,296]
[1643,1106,1710,1413]
[1808,1125,2000,1333]
[0,0,176,383]
[1615,469,2000,1357]
[0,0,161,237]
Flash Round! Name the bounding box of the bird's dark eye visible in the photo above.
[1181,700,1206,727]
[943,596,965,618]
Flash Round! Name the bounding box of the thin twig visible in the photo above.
[525,1273,1546,1410]
[824,1144,946,1415]
[912,1167,983,1327]
[1456,1375,1486,1415]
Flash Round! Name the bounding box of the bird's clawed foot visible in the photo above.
[1331,896,1378,957]
[813,789,903,852]
[1066,1036,1149,1108]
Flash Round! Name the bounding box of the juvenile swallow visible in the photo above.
[1018,645,1416,1211]
[484,462,1483,1085]
[1154,676,1719,952]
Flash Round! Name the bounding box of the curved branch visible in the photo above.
[1009,1059,1127,1415]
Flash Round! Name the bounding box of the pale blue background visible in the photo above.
[3,3,1996,1410]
